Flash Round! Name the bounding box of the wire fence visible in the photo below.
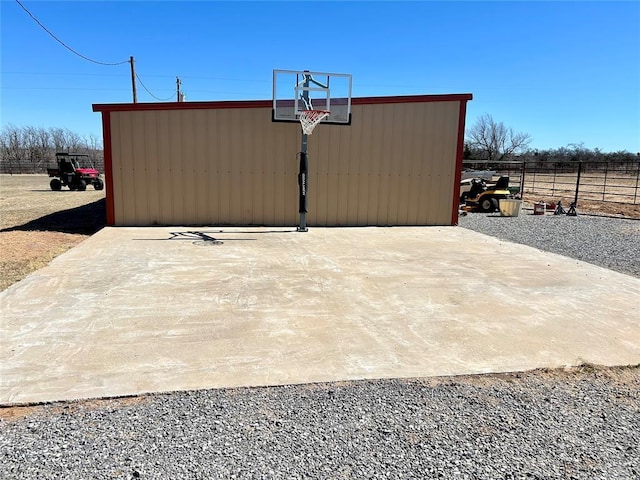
[463,161,640,206]
[1,158,105,175]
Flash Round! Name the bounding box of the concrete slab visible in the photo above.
[1,226,639,405]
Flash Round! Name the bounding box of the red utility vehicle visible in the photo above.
[48,152,104,191]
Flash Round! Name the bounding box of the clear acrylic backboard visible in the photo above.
[272,69,352,125]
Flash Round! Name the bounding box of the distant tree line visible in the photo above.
[0,124,104,174]
[465,141,639,165]
[464,114,639,168]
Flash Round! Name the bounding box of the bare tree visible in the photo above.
[85,133,102,158]
[64,129,83,152]
[36,127,54,168]
[49,127,67,152]
[23,126,54,171]
[466,114,532,161]
[0,124,24,173]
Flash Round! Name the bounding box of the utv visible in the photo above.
[48,152,104,191]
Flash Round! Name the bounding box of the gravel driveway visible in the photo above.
[458,210,640,278]
[2,214,639,479]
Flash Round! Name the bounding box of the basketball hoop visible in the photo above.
[299,110,330,135]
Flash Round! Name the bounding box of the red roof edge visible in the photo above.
[92,93,473,113]
[353,94,473,105]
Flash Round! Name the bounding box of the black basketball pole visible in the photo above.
[297,73,311,232]
[297,150,308,232]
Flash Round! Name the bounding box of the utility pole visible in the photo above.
[130,56,137,103]
[176,77,182,102]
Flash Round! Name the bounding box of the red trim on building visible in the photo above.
[353,94,473,106]
[92,93,473,113]
[101,111,115,226]
[451,98,470,225]
[92,99,272,112]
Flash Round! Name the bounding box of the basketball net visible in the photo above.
[299,110,330,135]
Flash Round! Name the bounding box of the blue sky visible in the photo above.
[1,0,639,152]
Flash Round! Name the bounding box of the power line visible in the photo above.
[15,0,129,66]
[2,86,131,92]
[135,73,174,101]
[14,1,177,103]
[3,71,133,78]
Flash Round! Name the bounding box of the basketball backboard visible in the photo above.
[272,69,352,125]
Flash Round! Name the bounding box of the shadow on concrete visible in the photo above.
[134,229,297,243]
[168,231,256,245]
[0,199,106,235]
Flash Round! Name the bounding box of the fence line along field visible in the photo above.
[526,172,639,205]
[523,171,639,218]
[0,174,106,291]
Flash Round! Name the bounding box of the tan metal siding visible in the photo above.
[108,100,460,226]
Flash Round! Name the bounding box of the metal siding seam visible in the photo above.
[218,110,230,224]
[171,111,182,224]
[366,104,382,225]
[194,110,208,224]
[158,111,172,225]
[378,104,393,225]
[338,121,347,225]
[183,110,196,224]
[408,102,425,225]
[143,111,157,225]
[207,110,218,225]
[422,105,437,225]
[120,113,135,225]
[263,116,275,225]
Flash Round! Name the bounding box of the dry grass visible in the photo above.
[0,174,106,291]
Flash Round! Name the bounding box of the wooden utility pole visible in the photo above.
[176,77,182,102]
[130,56,137,103]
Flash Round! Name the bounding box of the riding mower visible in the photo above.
[460,175,511,213]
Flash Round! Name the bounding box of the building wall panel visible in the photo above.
[105,97,464,227]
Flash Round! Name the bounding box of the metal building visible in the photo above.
[93,94,472,227]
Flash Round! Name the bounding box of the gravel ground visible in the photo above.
[458,209,640,278]
[2,207,639,479]
[1,368,638,480]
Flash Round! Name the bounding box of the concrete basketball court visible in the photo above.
[1,226,639,405]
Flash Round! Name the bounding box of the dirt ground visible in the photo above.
[0,363,637,421]
[0,174,638,292]
[523,194,640,218]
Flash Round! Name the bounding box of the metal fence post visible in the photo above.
[566,161,582,216]
[634,161,639,205]
[574,161,582,206]
[521,162,526,200]
[602,162,608,201]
